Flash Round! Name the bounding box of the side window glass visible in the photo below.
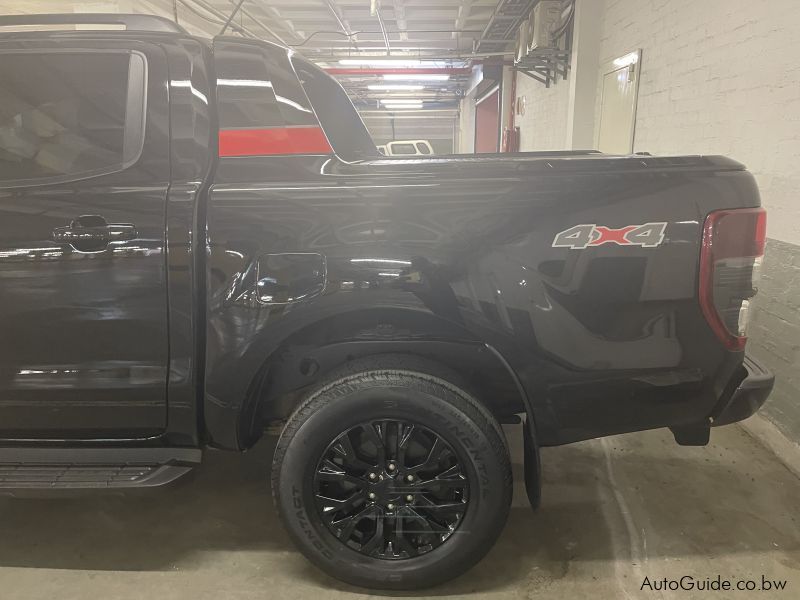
[214,40,329,157]
[215,40,318,130]
[0,51,146,185]
[215,42,284,129]
[390,143,416,155]
[264,58,318,127]
[416,142,432,155]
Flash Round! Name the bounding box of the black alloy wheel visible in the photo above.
[272,356,513,590]
[313,419,469,559]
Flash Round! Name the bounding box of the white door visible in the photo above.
[597,50,641,154]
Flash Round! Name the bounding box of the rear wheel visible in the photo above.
[271,359,512,589]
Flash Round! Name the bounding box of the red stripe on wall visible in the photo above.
[218,126,332,157]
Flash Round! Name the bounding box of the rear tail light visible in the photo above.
[699,208,766,351]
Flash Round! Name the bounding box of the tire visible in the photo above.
[271,356,512,590]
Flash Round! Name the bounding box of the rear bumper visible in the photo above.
[713,355,774,426]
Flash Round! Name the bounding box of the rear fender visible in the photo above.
[245,337,530,441]
[245,335,543,508]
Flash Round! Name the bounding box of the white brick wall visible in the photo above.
[597,0,800,245]
[514,0,800,443]
[514,71,571,151]
[514,0,800,245]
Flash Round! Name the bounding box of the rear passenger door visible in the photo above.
[0,40,171,439]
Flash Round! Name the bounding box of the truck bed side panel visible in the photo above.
[205,154,760,447]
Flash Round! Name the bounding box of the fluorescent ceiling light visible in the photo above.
[380,99,423,105]
[383,74,450,81]
[339,59,424,67]
[613,52,639,68]
[383,105,423,110]
[368,84,424,91]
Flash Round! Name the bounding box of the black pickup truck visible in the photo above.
[0,13,775,590]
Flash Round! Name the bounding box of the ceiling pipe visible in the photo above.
[239,8,288,45]
[373,0,391,55]
[219,0,247,35]
[183,0,288,45]
[324,0,358,50]
[176,0,247,34]
[180,0,257,37]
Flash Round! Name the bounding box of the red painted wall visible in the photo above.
[475,88,500,153]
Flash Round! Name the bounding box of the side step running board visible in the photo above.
[0,447,201,489]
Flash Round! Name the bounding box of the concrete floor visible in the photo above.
[0,424,798,599]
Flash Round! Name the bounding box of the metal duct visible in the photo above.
[475,0,537,53]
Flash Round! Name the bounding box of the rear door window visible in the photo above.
[214,40,318,129]
[0,51,146,185]
[214,39,331,157]
[389,143,416,155]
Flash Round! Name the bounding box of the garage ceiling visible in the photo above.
[167,0,503,57]
[0,0,536,146]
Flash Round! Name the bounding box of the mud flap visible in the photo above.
[670,424,711,446]
[523,416,542,509]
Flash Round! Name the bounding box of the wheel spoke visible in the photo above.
[315,490,363,519]
[410,462,467,489]
[436,463,461,479]
[332,504,376,540]
[396,423,415,467]
[433,478,468,490]
[392,508,418,557]
[331,435,376,470]
[362,422,387,465]
[407,436,450,473]
[316,459,365,487]
[423,437,442,469]
[404,507,448,536]
[415,496,467,519]
[360,510,386,556]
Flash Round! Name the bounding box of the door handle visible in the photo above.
[52,215,137,251]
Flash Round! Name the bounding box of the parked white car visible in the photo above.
[381,140,434,156]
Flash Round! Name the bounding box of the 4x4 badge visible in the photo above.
[552,222,667,249]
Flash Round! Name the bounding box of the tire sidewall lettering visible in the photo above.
[291,484,335,560]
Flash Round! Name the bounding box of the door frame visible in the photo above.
[596,49,642,153]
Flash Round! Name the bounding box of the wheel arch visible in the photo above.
[234,308,535,451]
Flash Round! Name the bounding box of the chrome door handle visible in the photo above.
[52,215,137,251]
